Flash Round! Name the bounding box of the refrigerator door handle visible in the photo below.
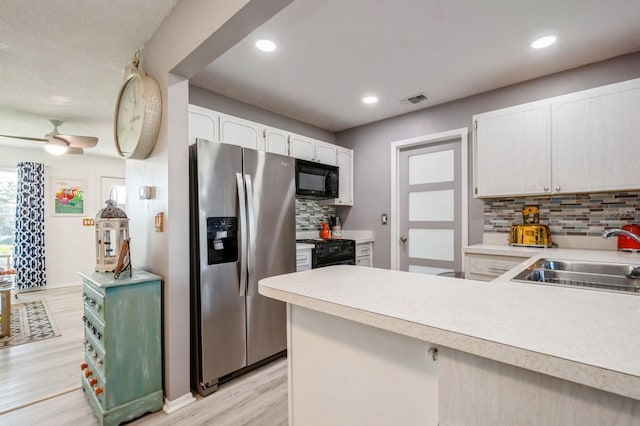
[236,173,247,296]
[245,174,257,295]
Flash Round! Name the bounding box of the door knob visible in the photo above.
[400,235,407,243]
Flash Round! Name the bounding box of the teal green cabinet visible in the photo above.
[79,270,163,426]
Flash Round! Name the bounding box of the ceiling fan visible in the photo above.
[0,119,98,155]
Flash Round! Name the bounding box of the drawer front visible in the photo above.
[84,324,106,377]
[83,306,106,349]
[465,254,527,277]
[356,243,371,257]
[82,355,107,410]
[356,256,371,267]
[83,280,105,321]
[296,249,312,272]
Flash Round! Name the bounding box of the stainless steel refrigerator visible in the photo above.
[189,138,295,396]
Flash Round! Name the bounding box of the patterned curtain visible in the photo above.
[13,162,46,290]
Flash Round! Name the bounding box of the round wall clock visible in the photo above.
[114,51,162,159]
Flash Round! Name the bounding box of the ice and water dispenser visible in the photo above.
[206,217,238,265]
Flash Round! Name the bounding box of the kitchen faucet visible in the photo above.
[602,228,640,278]
[601,228,640,244]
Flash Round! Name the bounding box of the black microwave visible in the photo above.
[295,159,339,198]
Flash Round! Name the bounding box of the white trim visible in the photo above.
[390,127,468,271]
[163,392,197,414]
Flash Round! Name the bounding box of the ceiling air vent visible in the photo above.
[399,93,428,106]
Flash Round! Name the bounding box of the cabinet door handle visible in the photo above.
[555,186,561,192]
[543,186,549,192]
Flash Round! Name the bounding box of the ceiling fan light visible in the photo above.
[44,138,68,155]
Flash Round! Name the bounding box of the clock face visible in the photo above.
[116,75,145,156]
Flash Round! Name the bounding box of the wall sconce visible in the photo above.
[139,186,153,200]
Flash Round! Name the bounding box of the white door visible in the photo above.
[289,134,317,161]
[551,80,640,193]
[264,126,289,156]
[219,113,262,150]
[315,141,337,166]
[188,105,218,144]
[474,101,550,197]
[398,141,462,274]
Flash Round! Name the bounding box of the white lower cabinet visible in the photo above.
[464,252,530,281]
[289,305,438,425]
[296,246,312,272]
[355,241,372,267]
[439,348,640,425]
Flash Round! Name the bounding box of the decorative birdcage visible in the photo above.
[95,199,129,273]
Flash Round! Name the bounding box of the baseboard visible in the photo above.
[15,281,82,293]
[162,392,196,414]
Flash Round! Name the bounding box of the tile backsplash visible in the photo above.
[484,192,640,236]
[295,197,336,231]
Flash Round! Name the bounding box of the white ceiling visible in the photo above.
[192,0,640,132]
[0,0,179,157]
[1,0,639,159]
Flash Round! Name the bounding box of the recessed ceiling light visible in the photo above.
[362,96,378,104]
[531,35,557,49]
[255,39,276,52]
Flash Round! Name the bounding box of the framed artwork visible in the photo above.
[52,177,85,216]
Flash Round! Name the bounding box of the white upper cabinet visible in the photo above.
[219,113,264,151]
[321,147,353,206]
[474,101,550,197]
[315,141,338,166]
[473,78,640,198]
[188,105,218,144]
[264,126,289,156]
[551,79,640,194]
[290,134,338,166]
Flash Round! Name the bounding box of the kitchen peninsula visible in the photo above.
[259,258,640,425]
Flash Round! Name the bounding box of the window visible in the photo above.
[0,169,17,266]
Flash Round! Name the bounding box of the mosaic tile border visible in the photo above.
[295,197,336,231]
[484,191,640,237]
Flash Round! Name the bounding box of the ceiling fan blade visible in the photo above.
[0,134,47,142]
[65,147,84,155]
[53,134,98,148]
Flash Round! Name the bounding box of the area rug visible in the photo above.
[0,300,61,349]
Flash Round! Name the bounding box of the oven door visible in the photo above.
[312,257,355,268]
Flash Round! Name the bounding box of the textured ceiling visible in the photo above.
[0,0,179,157]
[192,0,640,132]
[2,0,640,159]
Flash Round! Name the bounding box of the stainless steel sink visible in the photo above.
[536,259,636,276]
[512,258,640,294]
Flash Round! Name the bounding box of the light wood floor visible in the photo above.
[0,285,288,425]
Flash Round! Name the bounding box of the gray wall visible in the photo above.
[190,85,336,143]
[336,51,640,269]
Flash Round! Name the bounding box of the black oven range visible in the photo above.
[296,239,355,268]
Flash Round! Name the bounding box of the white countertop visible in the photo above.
[463,243,547,257]
[259,258,640,401]
[296,230,374,244]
